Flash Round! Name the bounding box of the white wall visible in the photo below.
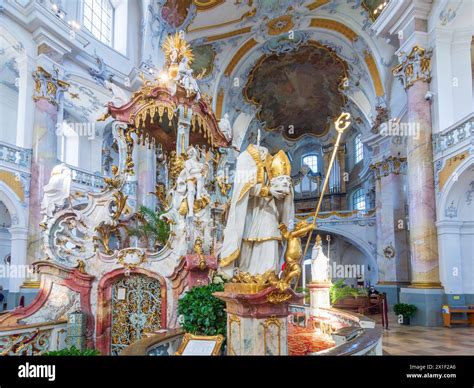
[437,158,474,295]
[0,84,18,145]
[460,229,474,293]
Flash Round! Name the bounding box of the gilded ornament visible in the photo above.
[117,248,147,269]
[194,237,207,270]
[266,291,292,304]
[216,175,231,196]
[103,165,124,190]
[392,45,432,89]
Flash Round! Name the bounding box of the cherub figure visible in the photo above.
[278,221,315,291]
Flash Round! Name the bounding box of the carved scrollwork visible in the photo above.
[392,46,432,89]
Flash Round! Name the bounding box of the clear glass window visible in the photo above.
[352,188,366,210]
[354,134,364,164]
[302,154,318,173]
[83,0,113,46]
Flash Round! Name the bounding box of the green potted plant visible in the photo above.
[330,279,367,304]
[177,281,227,337]
[128,205,170,251]
[43,346,100,356]
[394,303,417,325]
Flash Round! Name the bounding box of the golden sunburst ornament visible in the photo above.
[162,33,194,65]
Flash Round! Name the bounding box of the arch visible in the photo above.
[0,181,27,228]
[436,155,474,294]
[314,225,377,278]
[437,153,474,219]
[96,267,168,355]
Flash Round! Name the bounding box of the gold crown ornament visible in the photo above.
[270,150,291,178]
[162,33,194,65]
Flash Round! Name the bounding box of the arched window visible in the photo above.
[83,0,114,46]
[352,188,366,210]
[354,133,364,164]
[302,154,318,173]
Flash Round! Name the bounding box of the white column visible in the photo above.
[8,227,28,293]
[136,142,156,209]
[451,30,473,122]
[15,54,36,148]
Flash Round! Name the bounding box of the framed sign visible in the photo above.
[175,333,224,356]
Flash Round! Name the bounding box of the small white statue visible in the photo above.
[104,80,128,107]
[175,146,209,218]
[311,235,330,283]
[41,164,72,218]
[218,113,233,142]
[176,56,201,100]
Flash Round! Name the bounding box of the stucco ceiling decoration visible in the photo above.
[63,78,111,123]
[243,41,349,141]
[306,0,330,10]
[266,14,294,36]
[193,0,225,11]
[188,8,255,33]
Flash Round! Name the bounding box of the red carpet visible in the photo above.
[288,324,336,355]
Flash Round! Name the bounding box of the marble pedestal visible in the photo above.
[184,254,217,288]
[214,285,303,355]
[309,281,332,317]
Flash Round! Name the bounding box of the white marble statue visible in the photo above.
[218,113,233,142]
[311,235,330,283]
[175,56,201,100]
[41,164,72,218]
[104,80,128,107]
[175,146,209,218]
[219,144,294,276]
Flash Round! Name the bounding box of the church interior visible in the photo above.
[0,0,473,359]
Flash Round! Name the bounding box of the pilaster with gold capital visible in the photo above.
[392,39,441,288]
[27,64,70,264]
[392,45,432,90]
[32,66,70,107]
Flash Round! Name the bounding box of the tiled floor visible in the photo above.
[378,314,474,355]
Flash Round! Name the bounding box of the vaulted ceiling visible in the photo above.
[169,0,397,148]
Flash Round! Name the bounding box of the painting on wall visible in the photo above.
[190,44,216,79]
[244,43,348,141]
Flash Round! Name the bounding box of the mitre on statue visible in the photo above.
[270,150,291,178]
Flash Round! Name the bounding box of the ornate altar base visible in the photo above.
[184,254,217,288]
[214,285,303,355]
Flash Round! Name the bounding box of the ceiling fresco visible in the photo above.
[243,42,348,141]
[161,0,194,29]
